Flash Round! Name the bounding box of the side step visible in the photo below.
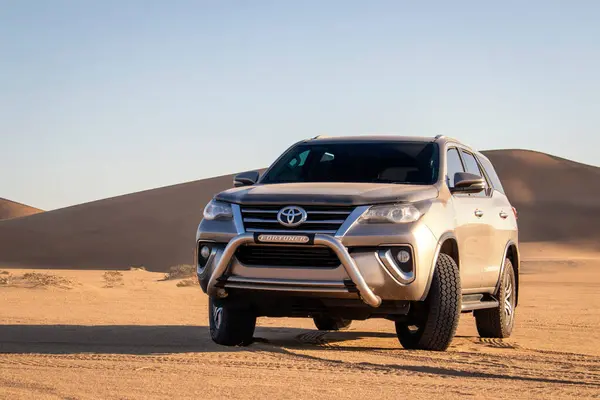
[461,294,499,312]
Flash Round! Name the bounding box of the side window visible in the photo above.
[460,150,483,177]
[478,156,505,195]
[461,150,491,197]
[446,148,465,188]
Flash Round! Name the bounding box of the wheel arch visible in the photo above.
[420,232,459,301]
[497,241,520,307]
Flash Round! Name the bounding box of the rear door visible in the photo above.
[477,154,519,289]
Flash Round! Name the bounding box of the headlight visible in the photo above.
[203,200,233,221]
[359,204,421,224]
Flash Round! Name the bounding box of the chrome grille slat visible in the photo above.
[307,210,352,215]
[240,205,355,235]
[243,218,345,224]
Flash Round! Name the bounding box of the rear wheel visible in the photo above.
[395,253,461,351]
[474,258,516,338]
[313,315,352,331]
[209,297,256,346]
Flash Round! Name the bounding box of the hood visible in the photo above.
[215,182,439,206]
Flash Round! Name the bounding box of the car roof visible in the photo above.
[301,134,483,157]
[304,135,436,143]
[304,134,471,146]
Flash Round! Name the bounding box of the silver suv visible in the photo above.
[195,135,519,351]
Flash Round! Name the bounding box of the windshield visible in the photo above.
[261,141,439,185]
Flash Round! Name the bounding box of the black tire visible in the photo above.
[209,297,256,346]
[395,253,461,351]
[313,316,352,331]
[474,258,516,338]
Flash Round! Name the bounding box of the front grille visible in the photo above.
[235,245,340,268]
[241,205,355,234]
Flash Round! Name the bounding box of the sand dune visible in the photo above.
[0,173,236,271]
[0,198,43,221]
[485,150,600,248]
[0,149,598,271]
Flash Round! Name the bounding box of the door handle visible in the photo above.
[499,211,509,219]
[474,209,484,218]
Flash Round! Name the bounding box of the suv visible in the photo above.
[195,135,519,351]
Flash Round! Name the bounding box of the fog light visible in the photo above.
[397,250,411,263]
[200,245,211,259]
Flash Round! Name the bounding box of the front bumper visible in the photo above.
[197,220,438,307]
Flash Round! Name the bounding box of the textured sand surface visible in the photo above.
[1,253,599,399]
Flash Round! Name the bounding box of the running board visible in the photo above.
[461,294,499,312]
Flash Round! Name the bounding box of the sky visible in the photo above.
[1,0,599,210]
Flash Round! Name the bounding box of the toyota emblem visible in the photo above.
[277,206,308,227]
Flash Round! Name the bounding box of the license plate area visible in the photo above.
[254,233,314,245]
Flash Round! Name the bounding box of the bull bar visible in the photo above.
[205,232,383,307]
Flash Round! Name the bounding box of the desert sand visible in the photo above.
[0,198,42,221]
[1,245,600,399]
[1,149,599,398]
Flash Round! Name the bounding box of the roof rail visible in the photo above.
[435,134,461,143]
[311,134,328,140]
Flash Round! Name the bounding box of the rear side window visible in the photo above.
[477,155,506,195]
[446,148,464,188]
[460,150,484,177]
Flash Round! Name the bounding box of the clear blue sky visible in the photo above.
[1,1,599,210]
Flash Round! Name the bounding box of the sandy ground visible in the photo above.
[1,251,600,399]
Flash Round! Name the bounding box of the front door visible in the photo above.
[446,147,488,290]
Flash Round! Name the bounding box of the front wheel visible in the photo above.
[395,253,461,351]
[209,297,256,346]
[474,258,516,338]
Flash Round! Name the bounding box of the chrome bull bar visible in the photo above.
[206,232,382,307]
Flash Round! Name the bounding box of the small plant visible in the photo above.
[0,270,10,284]
[103,271,124,288]
[0,273,11,285]
[20,272,72,289]
[176,278,197,287]
[164,264,195,280]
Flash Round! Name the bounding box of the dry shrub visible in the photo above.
[129,266,146,272]
[0,273,11,285]
[103,271,124,288]
[176,278,197,287]
[19,272,73,289]
[0,271,10,284]
[164,264,195,280]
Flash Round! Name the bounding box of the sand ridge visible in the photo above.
[0,198,42,221]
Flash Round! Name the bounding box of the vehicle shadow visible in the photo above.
[0,324,395,355]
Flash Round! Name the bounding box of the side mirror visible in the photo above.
[234,171,260,187]
[451,172,485,194]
